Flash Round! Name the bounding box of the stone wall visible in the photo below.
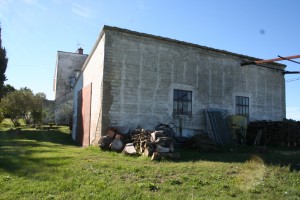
[82,34,106,144]
[54,51,88,99]
[101,28,285,136]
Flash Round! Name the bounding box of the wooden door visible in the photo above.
[75,83,92,147]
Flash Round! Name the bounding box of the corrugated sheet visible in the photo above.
[205,109,234,147]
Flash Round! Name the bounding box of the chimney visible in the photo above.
[78,47,83,54]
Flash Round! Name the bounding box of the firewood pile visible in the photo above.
[98,127,179,161]
[247,120,300,147]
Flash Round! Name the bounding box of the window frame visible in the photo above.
[173,89,192,115]
[235,96,249,117]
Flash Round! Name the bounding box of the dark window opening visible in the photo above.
[173,89,192,115]
[236,96,249,117]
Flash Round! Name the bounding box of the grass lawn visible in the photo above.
[0,122,299,199]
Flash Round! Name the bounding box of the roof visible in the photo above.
[57,50,88,56]
[103,25,286,68]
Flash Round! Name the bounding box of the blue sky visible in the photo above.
[0,0,299,120]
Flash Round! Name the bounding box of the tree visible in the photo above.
[0,25,8,100]
[2,84,15,97]
[0,88,49,127]
[42,100,55,125]
[55,100,73,125]
[1,88,36,126]
[31,92,46,126]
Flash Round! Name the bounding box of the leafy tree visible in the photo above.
[2,84,15,97]
[0,25,8,100]
[31,92,46,126]
[0,85,16,119]
[42,99,55,124]
[55,100,73,126]
[0,88,39,126]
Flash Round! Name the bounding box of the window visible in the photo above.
[173,89,192,115]
[69,76,76,91]
[236,96,249,117]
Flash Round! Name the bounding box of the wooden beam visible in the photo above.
[241,54,300,66]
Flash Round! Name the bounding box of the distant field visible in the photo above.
[0,123,299,200]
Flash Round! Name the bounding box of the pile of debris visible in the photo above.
[98,127,180,161]
[186,134,220,151]
[247,120,300,147]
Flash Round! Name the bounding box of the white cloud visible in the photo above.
[71,3,93,18]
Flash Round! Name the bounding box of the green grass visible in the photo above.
[0,123,299,200]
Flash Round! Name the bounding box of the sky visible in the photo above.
[0,0,299,120]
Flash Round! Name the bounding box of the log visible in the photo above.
[247,120,300,147]
[98,136,113,150]
[107,129,116,138]
[122,143,137,155]
[143,147,154,157]
[150,131,165,142]
[154,137,174,144]
[151,152,162,161]
[111,138,124,152]
[139,140,145,154]
[115,134,123,139]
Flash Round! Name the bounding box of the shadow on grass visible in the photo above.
[2,128,75,146]
[178,146,300,167]
[0,128,75,175]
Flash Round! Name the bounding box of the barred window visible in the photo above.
[236,96,249,117]
[173,89,192,115]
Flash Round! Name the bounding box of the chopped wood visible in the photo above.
[143,147,154,157]
[122,143,137,155]
[106,128,116,138]
[98,136,114,150]
[247,120,300,147]
[154,137,175,145]
[99,127,178,160]
[115,134,123,139]
[150,131,165,142]
[111,138,124,152]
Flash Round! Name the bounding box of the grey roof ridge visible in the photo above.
[103,25,285,68]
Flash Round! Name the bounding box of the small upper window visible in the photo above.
[173,89,192,115]
[236,96,249,117]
